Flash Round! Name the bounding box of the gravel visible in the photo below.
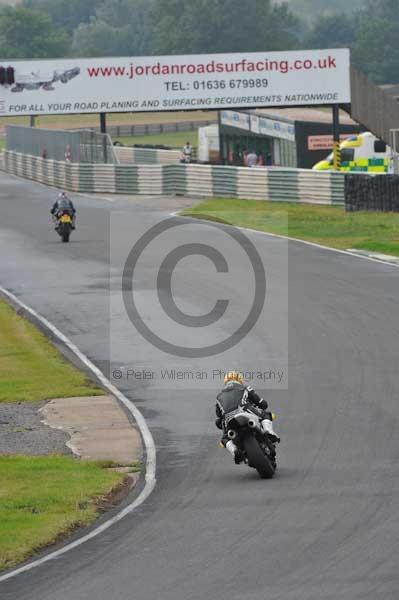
[0,402,71,456]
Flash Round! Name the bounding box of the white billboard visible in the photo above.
[0,48,350,117]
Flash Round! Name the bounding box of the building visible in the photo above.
[217,108,362,168]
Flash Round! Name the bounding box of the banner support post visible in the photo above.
[217,111,224,165]
[99,112,108,163]
[332,104,341,170]
[100,112,107,134]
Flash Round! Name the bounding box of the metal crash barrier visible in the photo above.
[3,150,345,205]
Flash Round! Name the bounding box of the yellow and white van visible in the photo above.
[313,132,391,173]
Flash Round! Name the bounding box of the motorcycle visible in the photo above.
[224,406,277,479]
[55,210,73,243]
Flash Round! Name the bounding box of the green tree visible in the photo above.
[365,0,398,22]
[280,0,362,24]
[0,6,70,58]
[151,0,299,55]
[23,0,98,34]
[72,0,153,57]
[351,0,399,83]
[304,13,356,49]
[352,17,399,83]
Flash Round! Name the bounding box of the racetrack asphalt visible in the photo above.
[1,172,399,599]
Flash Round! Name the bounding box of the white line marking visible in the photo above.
[0,287,156,583]
[172,212,399,268]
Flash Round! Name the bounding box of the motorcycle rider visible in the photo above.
[51,191,76,229]
[215,371,280,464]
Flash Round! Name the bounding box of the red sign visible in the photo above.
[308,133,356,151]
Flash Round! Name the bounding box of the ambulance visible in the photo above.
[313,132,392,173]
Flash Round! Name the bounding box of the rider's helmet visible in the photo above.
[224,371,244,385]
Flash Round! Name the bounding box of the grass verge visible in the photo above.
[181,198,399,256]
[0,298,130,570]
[0,298,103,403]
[114,129,197,149]
[0,455,124,570]
[0,111,216,131]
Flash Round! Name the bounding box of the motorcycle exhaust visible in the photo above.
[248,419,263,434]
[227,430,237,440]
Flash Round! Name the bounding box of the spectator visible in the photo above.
[246,150,258,167]
[265,153,273,166]
[41,149,47,159]
[181,141,193,163]
[64,144,72,162]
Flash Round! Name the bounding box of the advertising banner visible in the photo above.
[221,110,296,142]
[0,48,351,117]
[220,110,251,130]
[250,114,296,142]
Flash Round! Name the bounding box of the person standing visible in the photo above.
[265,152,273,166]
[246,150,258,167]
[64,144,72,162]
[181,141,193,163]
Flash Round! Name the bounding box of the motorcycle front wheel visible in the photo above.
[242,434,275,479]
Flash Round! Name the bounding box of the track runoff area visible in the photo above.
[0,48,350,150]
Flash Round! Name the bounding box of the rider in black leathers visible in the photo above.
[216,371,280,463]
[51,192,76,229]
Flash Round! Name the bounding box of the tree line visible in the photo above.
[0,0,396,84]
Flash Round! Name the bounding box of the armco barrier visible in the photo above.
[114,146,182,165]
[3,151,345,204]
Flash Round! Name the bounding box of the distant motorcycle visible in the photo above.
[225,405,277,478]
[54,209,73,243]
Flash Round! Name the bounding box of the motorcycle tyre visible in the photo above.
[242,433,275,479]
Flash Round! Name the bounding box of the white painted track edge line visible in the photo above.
[0,287,157,583]
[171,211,399,268]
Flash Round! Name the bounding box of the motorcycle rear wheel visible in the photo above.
[59,223,71,243]
[242,434,275,479]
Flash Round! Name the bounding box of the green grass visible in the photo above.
[0,298,103,403]
[181,199,399,256]
[0,299,133,570]
[0,455,124,570]
[114,129,197,149]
